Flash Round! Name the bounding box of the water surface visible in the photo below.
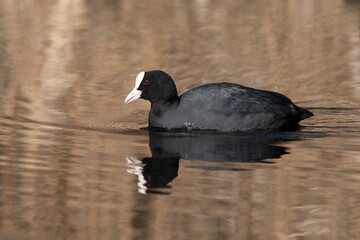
[1,0,360,239]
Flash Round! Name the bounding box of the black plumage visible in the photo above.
[125,70,313,131]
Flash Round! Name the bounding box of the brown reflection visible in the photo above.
[0,0,360,240]
[0,0,358,128]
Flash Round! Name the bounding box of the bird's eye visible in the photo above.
[144,80,150,85]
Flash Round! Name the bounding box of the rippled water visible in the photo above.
[1,0,360,239]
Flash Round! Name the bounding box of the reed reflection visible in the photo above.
[127,131,294,194]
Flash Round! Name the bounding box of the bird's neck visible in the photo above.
[150,97,179,115]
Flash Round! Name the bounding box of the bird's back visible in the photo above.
[173,83,312,131]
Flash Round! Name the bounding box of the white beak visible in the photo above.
[124,88,143,104]
[125,71,145,104]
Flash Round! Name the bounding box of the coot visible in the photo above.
[124,70,313,131]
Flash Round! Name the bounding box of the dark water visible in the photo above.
[1,0,360,239]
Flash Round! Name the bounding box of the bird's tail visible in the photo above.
[296,106,314,121]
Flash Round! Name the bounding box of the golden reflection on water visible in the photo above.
[0,0,360,239]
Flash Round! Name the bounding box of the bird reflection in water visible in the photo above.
[127,156,179,194]
[127,131,294,194]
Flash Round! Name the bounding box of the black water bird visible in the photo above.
[124,70,313,131]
